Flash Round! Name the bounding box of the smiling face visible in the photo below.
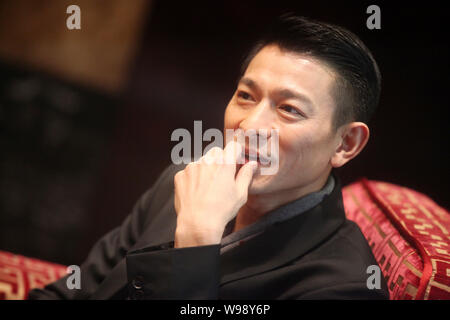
[224,44,343,198]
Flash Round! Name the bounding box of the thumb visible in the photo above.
[235,161,258,196]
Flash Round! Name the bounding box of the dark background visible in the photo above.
[0,0,448,265]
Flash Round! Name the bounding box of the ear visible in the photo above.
[330,122,370,168]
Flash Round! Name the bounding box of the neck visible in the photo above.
[233,171,331,233]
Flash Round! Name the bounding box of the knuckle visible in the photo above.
[186,162,195,170]
[197,156,207,164]
[174,171,184,182]
[209,146,222,154]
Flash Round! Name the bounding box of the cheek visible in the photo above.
[280,129,330,168]
[277,131,304,171]
[224,104,240,129]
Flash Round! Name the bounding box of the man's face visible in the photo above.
[224,44,341,196]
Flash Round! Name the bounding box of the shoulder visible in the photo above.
[130,163,186,229]
[305,219,380,280]
[287,219,389,299]
[139,163,186,208]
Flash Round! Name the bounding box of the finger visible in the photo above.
[224,140,243,167]
[235,160,258,196]
[201,146,223,165]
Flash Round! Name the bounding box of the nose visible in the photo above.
[238,99,274,138]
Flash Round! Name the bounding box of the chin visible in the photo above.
[248,174,275,195]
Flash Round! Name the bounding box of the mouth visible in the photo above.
[241,149,271,166]
[243,153,258,164]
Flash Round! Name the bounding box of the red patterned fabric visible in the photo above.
[343,179,450,300]
[0,251,67,300]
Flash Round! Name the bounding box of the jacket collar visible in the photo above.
[219,173,346,284]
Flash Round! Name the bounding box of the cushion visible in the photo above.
[0,251,67,300]
[342,179,450,300]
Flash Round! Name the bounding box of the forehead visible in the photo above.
[243,45,337,110]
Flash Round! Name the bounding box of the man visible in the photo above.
[29,14,389,300]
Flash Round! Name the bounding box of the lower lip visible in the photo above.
[243,157,259,164]
[243,154,268,166]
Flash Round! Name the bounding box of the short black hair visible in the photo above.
[240,14,381,129]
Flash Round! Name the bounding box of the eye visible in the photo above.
[237,91,254,101]
[279,105,302,116]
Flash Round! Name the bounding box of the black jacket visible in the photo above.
[28,164,389,300]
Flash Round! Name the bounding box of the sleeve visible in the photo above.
[27,164,180,300]
[125,243,221,300]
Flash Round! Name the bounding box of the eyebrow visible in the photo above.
[239,77,259,91]
[238,77,315,113]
